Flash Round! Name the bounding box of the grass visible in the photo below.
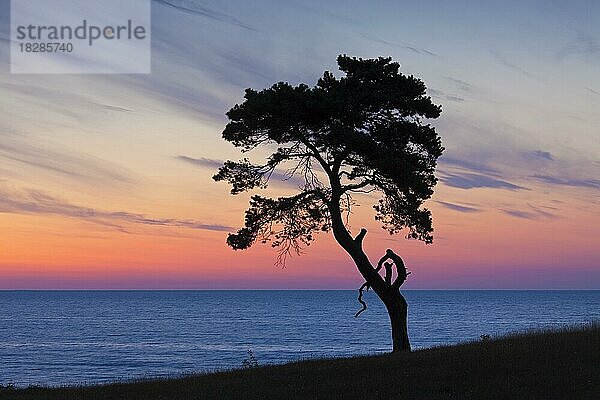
[3,323,599,400]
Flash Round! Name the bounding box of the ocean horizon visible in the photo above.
[1,290,599,387]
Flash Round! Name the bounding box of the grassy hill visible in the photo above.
[3,323,598,400]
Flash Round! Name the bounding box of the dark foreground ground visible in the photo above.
[3,324,599,400]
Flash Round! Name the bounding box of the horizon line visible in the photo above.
[1,288,598,291]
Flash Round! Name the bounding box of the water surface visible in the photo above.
[0,290,598,386]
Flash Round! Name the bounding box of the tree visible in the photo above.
[214,55,443,352]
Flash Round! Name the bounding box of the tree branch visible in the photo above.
[354,282,369,318]
[332,147,350,176]
[389,250,410,289]
[384,262,393,285]
[392,269,411,289]
[341,180,372,193]
[354,228,367,247]
[297,135,332,176]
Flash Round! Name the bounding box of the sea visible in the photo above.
[1,290,598,387]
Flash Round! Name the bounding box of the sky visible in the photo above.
[0,0,599,289]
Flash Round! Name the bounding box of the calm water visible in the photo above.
[1,290,598,387]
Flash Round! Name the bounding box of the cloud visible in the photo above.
[442,77,473,92]
[113,1,325,124]
[532,174,600,189]
[557,33,600,61]
[501,204,558,220]
[445,95,465,103]
[528,204,558,219]
[498,60,535,79]
[0,81,134,120]
[177,155,306,187]
[438,156,500,175]
[0,186,232,232]
[439,172,524,190]
[436,201,481,213]
[587,87,600,96]
[531,150,554,161]
[177,156,223,169]
[435,113,600,194]
[493,53,536,79]
[154,0,257,31]
[501,209,537,219]
[428,89,465,103]
[361,34,437,57]
[101,105,133,112]
[0,139,134,186]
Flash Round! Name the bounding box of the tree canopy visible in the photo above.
[214,55,443,264]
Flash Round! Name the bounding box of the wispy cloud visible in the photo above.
[439,172,524,190]
[532,174,600,189]
[428,89,465,103]
[0,138,134,186]
[528,204,559,219]
[501,209,537,219]
[493,53,536,79]
[501,204,558,220]
[445,95,465,103]
[101,105,133,112]
[442,77,473,92]
[177,155,306,187]
[154,0,257,31]
[0,186,232,232]
[587,87,600,96]
[436,201,482,213]
[439,156,500,175]
[361,34,437,57]
[177,156,223,169]
[557,33,600,61]
[1,81,134,120]
[531,150,554,161]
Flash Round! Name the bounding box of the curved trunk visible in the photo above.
[328,200,411,351]
[353,256,411,352]
[384,290,410,352]
[327,177,411,352]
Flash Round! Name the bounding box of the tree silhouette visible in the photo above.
[214,55,443,352]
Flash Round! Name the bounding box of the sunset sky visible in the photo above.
[1,0,599,289]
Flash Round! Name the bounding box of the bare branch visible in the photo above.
[226,190,331,263]
[296,134,332,176]
[354,228,367,246]
[393,269,411,289]
[384,261,393,285]
[349,189,377,196]
[341,180,372,193]
[354,282,369,318]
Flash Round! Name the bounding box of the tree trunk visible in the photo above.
[329,224,412,351]
[337,242,412,352]
[383,290,410,352]
[327,185,411,352]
